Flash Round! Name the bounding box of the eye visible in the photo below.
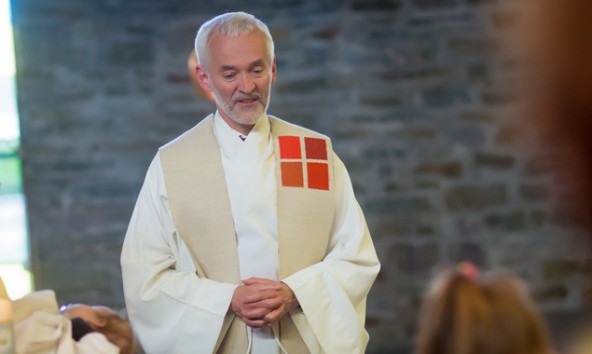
[252,67,264,75]
[222,71,236,80]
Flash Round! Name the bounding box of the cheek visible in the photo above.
[256,77,272,91]
[213,82,235,97]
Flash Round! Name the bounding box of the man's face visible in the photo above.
[200,30,276,132]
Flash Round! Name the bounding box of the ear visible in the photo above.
[88,313,108,328]
[271,55,277,85]
[188,50,214,102]
[196,65,213,93]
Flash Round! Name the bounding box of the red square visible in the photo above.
[305,138,327,160]
[279,136,302,159]
[281,162,304,187]
[307,162,329,190]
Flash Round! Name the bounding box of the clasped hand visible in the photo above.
[231,277,299,328]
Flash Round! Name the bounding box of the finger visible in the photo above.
[244,283,282,292]
[244,318,267,328]
[263,305,286,325]
[242,307,271,320]
[246,297,283,310]
[243,293,264,304]
[243,288,281,304]
[242,278,282,290]
[241,296,280,311]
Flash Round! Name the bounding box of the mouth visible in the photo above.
[234,96,261,108]
[236,97,258,104]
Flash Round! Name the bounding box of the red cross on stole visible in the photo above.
[278,136,330,190]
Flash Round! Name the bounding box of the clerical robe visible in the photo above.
[121,112,380,353]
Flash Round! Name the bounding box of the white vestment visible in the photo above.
[121,112,380,354]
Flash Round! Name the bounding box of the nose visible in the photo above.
[237,72,255,93]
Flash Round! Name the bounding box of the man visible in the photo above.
[120,12,380,354]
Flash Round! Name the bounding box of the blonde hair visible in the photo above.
[415,266,553,354]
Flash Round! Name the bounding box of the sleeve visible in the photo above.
[281,154,381,354]
[120,153,238,354]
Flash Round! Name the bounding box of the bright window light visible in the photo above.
[0,0,31,299]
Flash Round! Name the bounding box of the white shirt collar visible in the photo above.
[213,111,272,162]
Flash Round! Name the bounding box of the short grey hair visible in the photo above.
[194,12,274,70]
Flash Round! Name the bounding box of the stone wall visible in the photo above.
[11,0,592,352]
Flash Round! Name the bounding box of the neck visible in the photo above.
[218,112,259,135]
[234,122,255,136]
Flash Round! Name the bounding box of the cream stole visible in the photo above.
[159,115,335,353]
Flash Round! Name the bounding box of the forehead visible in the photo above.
[207,30,270,67]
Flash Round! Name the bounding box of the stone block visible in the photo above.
[474,152,515,169]
[448,36,497,56]
[483,210,526,232]
[275,77,326,94]
[421,86,470,109]
[533,285,569,303]
[414,161,463,178]
[393,126,437,140]
[448,241,488,265]
[520,184,550,202]
[412,0,457,9]
[351,0,401,12]
[365,196,433,215]
[543,260,592,281]
[466,63,490,82]
[378,67,451,83]
[459,109,496,123]
[311,26,341,40]
[445,185,508,211]
[371,216,413,237]
[362,146,406,160]
[530,209,547,227]
[495,124,526,146]
[481,88,518,105]
[107,41,154,66]
[466,0,497,4]
[416,218,437,235]
[360,95,402,108]
[391,243,439,273]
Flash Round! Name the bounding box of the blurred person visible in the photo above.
[121,11,380,354]
[60,303,136,354]
[414,263,555,354]
[11,288,135,354]
[509,3,592,353]
[518,0,592,229]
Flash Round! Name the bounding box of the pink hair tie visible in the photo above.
[458,262,479,280]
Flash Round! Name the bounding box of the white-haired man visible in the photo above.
[121,11,380,354]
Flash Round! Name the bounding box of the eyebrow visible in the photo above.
[219,65,237,72]
[248,59,266,68]
[218,59,267,73]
